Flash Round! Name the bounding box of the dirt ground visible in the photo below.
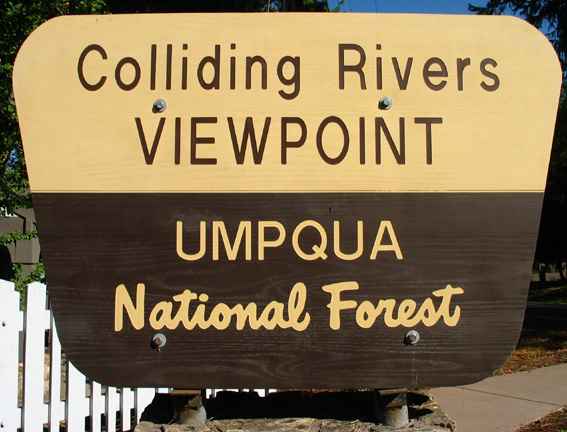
[515,408,567,432]
[495,328,567,375]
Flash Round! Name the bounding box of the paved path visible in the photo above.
[432,363,567,432]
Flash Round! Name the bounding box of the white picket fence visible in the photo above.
[0,280,168,432]
[0,280,274,432]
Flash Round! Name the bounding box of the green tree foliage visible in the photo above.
[1,0,109,212]
[470,0,567,279]
[1,0,108,292]
[537,85,567,279]
[104,0,339,13]
[105,0,266,13]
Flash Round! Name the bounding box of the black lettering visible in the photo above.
[77,44,107,91]
[246,56,268,89]
[480,58,500,91]
[376,44,382,90]
[423,58,448,91]
[150,44,157,90]
[182,44,189,90]
[316,116,349,165]
[166,44,173,90]
[230,43,237,90]
[359,117,366,165]
[277,56,301,100]
[191,118,218,165]
[392,57,413,90]
[414,117,442,164]
[135,117,166,165]
[338,44,367,90]
[227,117,271,164]
[115,57,141,91]
[457,58,471,91]
[281,117,307,164]
[197,45,221,90]
[175,117,181,165]
[375,118,405,165]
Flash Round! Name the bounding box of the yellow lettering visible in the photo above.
[415,298,439,326]
[208,303,234,330]
[292,220,328,260]
[258,301,285,330]
[378,299,397,327]
[172,290,198,329]
[212,221,252,260]
[176,220,206,261]
[287,282,311,331]
[333,220,364,260]
[149,301,174,330]
[231,303,260,330]
[190,294,210,329]
[355,300,379,328]
[114,283,145,331]
[322,281,359,330]
[433,284,464,326]
[395,299,418,326]
[258,221,285,260]
[369,220,403,259]
[352,285,464,329]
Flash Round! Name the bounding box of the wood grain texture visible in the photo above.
[35,192,540,388]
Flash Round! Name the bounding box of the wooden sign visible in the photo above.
[13,13,561,389]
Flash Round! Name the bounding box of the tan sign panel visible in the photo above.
[15,13,559,193]
[13,14,561,389]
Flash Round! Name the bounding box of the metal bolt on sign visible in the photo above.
[404,330,420,345]
[152,333,167,350]
[153,99,167,113]
[379,96,393,110]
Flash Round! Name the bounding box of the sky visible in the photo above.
[328,0,479,15]
[326,1,550,36]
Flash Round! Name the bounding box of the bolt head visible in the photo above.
[152,333,167,348]
[153,99,167,113]
[405,330,420,345]
[379,96,393,110]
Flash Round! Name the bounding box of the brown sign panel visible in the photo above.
[14,14,561,388]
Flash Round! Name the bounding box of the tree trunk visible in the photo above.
[539,263,547,282]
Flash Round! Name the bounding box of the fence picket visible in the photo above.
[22,282,49,431]
[90,381,104,432]
[67,361,87,431]
[135,388,156,424]
[0,280,23,431]
[106,386,119,432]
[120,388,134,431]
[49,317,64,432]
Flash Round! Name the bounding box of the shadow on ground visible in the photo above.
[140,390,433,424]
